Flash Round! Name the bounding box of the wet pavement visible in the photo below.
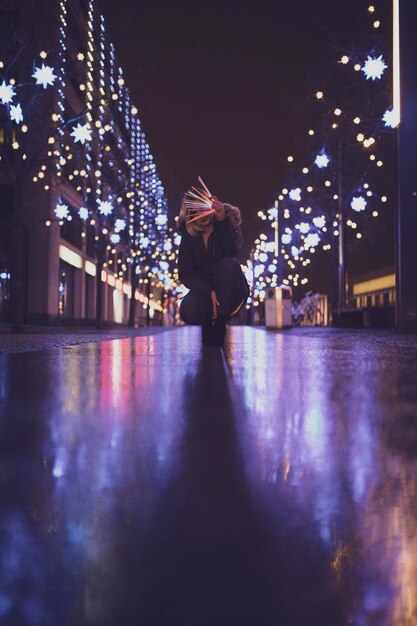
[1,326,417,626]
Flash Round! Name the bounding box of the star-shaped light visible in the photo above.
[55,203,69,219]
[78,206,89,220]
[304,233,320,248]
[289,188,302,202]
[98,200,113,216]
[299,222,310,234]
[0,81,16,104]
[281,233,292,244]
[313,215,326,229]
[10,103,23,124]
[114,218,126,232]
[361,55,387,81]
[110,233,121,244]
[351,196,367,212]
[382,107,398,129]
[32,63,57,88]
[315,153,330,169]
[70,123,92,145]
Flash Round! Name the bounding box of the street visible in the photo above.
[1,326,417,625]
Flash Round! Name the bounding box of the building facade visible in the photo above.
[0,0,174,327]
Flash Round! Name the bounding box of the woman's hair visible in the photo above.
[178,197,242,237]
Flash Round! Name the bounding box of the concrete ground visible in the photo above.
[1,326,417,626]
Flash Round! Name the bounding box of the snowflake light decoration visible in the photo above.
[32,63,57,88]
[155,214,168,226]
[114,218,126,232]
[55,203,69,219]
[304,233,320,248]
[110,233,120,244]
[299,222,310,234]
[281,233,292,244]
[382,108,398,129]
[361,55,387,81]
[10,103,23,124]
[98,200,113,216]
[78,207,89,220]
[314,153,330,169]
[70,123,92,145]
[289,188,302,202]
[351,196,367,212]
[313,215,326,229]
[0,81,16,104]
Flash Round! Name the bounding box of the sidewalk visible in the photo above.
[0,323,173,353]
[1,325,417,625]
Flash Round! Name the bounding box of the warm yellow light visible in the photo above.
[59,244,82,269]
[316,91,324,99]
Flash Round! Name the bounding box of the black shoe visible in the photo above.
[202,317,227,347]
[202,320,214,346]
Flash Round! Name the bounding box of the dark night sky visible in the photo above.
[98,0,392,287]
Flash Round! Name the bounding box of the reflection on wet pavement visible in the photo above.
[1,326,417,625]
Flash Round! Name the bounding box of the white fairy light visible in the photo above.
[299,222,310,234]
[78,207,89,220]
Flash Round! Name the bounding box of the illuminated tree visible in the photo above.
[249,2,395,312]
[0,0,172,329]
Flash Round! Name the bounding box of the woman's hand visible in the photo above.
[211,197,225,221]
[211,290,219,319]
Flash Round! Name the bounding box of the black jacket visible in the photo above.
[178,218,242,296]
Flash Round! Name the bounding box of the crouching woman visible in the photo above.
[177,197,249,347]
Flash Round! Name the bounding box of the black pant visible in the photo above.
[180,257,249,325]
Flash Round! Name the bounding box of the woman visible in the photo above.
[177,196,249,347]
